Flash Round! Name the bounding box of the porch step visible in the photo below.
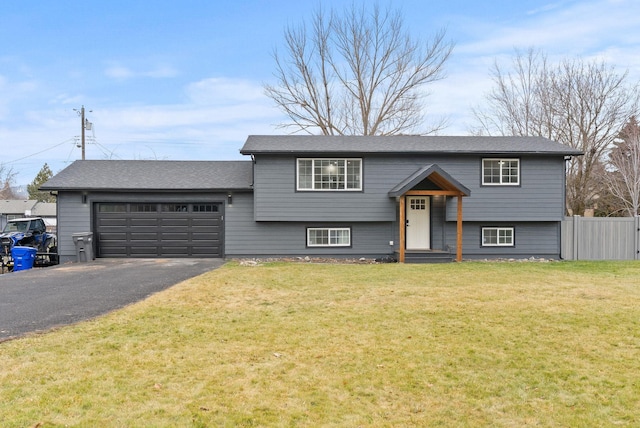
[402,250,454,264]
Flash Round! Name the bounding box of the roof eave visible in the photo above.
[39,186,254,192]
[241,149,584,156]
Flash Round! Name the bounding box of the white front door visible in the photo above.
[406,196,430,250]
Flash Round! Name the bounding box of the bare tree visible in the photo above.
[473,49,551,138]
[606,117,640,217]
[264,3,454,136]
[473,48,639,215]
[0,164,19,199]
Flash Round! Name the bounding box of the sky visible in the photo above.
[1,0,639,186]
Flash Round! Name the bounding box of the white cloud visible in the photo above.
[424,0,640,134]
[458,0,640,58]
[104,63,179,80]
[186,77,265,105]
[48,93,84,106]
[104,65,134,80]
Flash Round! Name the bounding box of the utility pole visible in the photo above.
[74,105,92,160]
[80,106,86,160]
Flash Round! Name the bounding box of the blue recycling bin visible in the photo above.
[12,246,38,271]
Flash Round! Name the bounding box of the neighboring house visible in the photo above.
[41,136,582,263]
[0,199,57,232]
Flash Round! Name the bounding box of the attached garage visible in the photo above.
[96,202,223,257]
[40,160,254,263]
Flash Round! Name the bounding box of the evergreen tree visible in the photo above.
[27,163,55,202]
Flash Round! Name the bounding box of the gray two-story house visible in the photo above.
[41,135,582,263]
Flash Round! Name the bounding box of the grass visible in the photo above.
[1,260,639,427]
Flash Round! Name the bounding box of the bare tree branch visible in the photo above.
[0,164,19,199]
[264,3,454,136]
[473,48,640,215]
[606,117,640,216]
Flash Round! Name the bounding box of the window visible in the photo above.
[307,227,351,247]
[98,204,126,213]
[161,204,188,212]
[482,159,519,185]
[130,204,157,212]
[410,198,427,210]
[297,159,362,191]
[482,227,514,247]
[193,204,218,212]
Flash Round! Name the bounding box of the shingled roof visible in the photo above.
[241,135,583,156]
[40,160,253,192]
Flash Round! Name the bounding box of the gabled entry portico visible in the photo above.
[389,164,470,263]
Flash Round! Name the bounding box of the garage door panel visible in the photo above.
[161,218,190,226]
[161,233,190,241]
[130,238,160,245]
[192,233,220,241]
[129,226,160,232]
[190,238,220,246]
[191,218,221,226]
[99,245,128,256]
[191,225,220,232]
[98,218,128,227]
[130,218,159,226]
[160,246,190,255]
[99,232,128,240]
[129,231,158,241]
[130,247,160,256]
[95,202,223,258]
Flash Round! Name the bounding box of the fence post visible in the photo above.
[633,214,640,260]
[573,215,581,260]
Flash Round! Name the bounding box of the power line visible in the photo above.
[4,139,75,165]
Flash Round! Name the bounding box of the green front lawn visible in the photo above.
[1,261,639,427]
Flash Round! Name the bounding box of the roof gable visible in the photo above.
[388,164,470,197]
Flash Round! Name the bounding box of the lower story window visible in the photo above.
[482,227,514,246]
[307,227,351,247]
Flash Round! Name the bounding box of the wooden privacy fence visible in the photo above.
[561,216,640,260]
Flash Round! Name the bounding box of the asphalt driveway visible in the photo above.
[0,258,225,341]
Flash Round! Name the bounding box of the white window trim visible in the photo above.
[307,227,352,247]
[482,158,520,186]
[297,158,362,191]
[482,227,515,247]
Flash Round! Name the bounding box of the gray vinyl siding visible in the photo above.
[226,193,395,257]
[56,192,92,263]
[445,221,561,259]
[226,197,561,259]
[446,156,566,222]
[254,154,566,223]
[253,155,396,222]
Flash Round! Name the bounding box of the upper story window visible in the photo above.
[482,158,519,185]
[297,159,362,191]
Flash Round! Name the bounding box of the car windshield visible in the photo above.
[2,221,29,233]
